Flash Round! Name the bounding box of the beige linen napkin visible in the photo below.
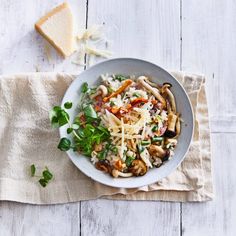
[0,72,213,204]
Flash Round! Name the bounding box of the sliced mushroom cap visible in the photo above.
[129,159,147,176]
[111,169,133,178]
[162,82,172,88]
[94,143,103,152]
[144,77,161,89]
[137,76,166,108]
[95,160,112,174]
[162,150,170,162]
[148,144,166,158]
[90,85,108,99]
[153,157,163,167]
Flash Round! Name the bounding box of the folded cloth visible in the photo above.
[0,72,213,204]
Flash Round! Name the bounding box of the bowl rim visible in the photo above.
[59,57,194,188]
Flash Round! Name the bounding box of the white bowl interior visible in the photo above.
[60,58,194,188]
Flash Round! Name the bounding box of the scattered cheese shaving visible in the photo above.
[140,148,153,168]
[121,118,125,160]
[77,25,103,41]
[44,41,52,62]
[85,45,112,58]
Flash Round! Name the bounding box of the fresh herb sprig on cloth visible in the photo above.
[30,164,53,187]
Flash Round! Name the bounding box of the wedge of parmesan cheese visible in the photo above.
[35,2,76,57]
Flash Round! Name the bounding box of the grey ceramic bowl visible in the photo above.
[60,58,194,188]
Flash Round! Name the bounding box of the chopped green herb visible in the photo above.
[152,136,163,142]
[71,124,79,130]
[89,87,97,95]
[49,106,69,128]
[114,74,128,82]
[97,149,108,160]
[156,115,163,121]
[152,125,159,132]
[84,104,98,121]
[42,168,53,181]
[39,178,48,187]
[110,101,115,107]
[137,144,144,153]
[81,82,89,93]
[67,127,73,134]
[133,93,140,98]
[30,165,53,188]
[58,138,71,151]
[141,140,151,146]
[73,117,81,126]
[125,156,135,167]
[107,87,114,94]
[64,102,72,109]
[110,146,118,154]
[30,164,36,177]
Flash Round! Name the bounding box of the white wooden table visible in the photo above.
[0,1,236,235]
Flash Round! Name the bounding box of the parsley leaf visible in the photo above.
[67,128,73,134]
[125,156,135,167]
[30,164,36,177]
[64,102,72,109]
[110,101,115,107]
[114,74,128,82]
[84,104,98,120]
[30,165,53,188]
[58,138,71,151]
[39,178,48,187]
[49,106,69,128]
[43,168,53,181]
[81,82,89,93]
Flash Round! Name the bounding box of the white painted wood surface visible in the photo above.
[0,0,235,235]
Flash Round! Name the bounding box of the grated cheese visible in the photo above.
[140,148,153,168]
[121,118,125,160]
[77,25,103,41]
[110,133,143,139]
[85,45,112,58]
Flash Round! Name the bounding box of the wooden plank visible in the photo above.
[0,202,80,236]
[81,0,181,235]
[81,199,180,236]
[211,116,236,133]
[182,133,236,236]
[0,0,87,74]
[86,0,181,70]
[181,0,236,120]
[182,1,236,235]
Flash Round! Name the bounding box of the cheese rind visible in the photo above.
[35,2,75,57]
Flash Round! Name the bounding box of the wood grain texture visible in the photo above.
[181,0,236,121]
[86,0,181,70]
[182,134,236,236]
[0,202,80,236]
[81,199,180,236]
[181,1,236,235]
